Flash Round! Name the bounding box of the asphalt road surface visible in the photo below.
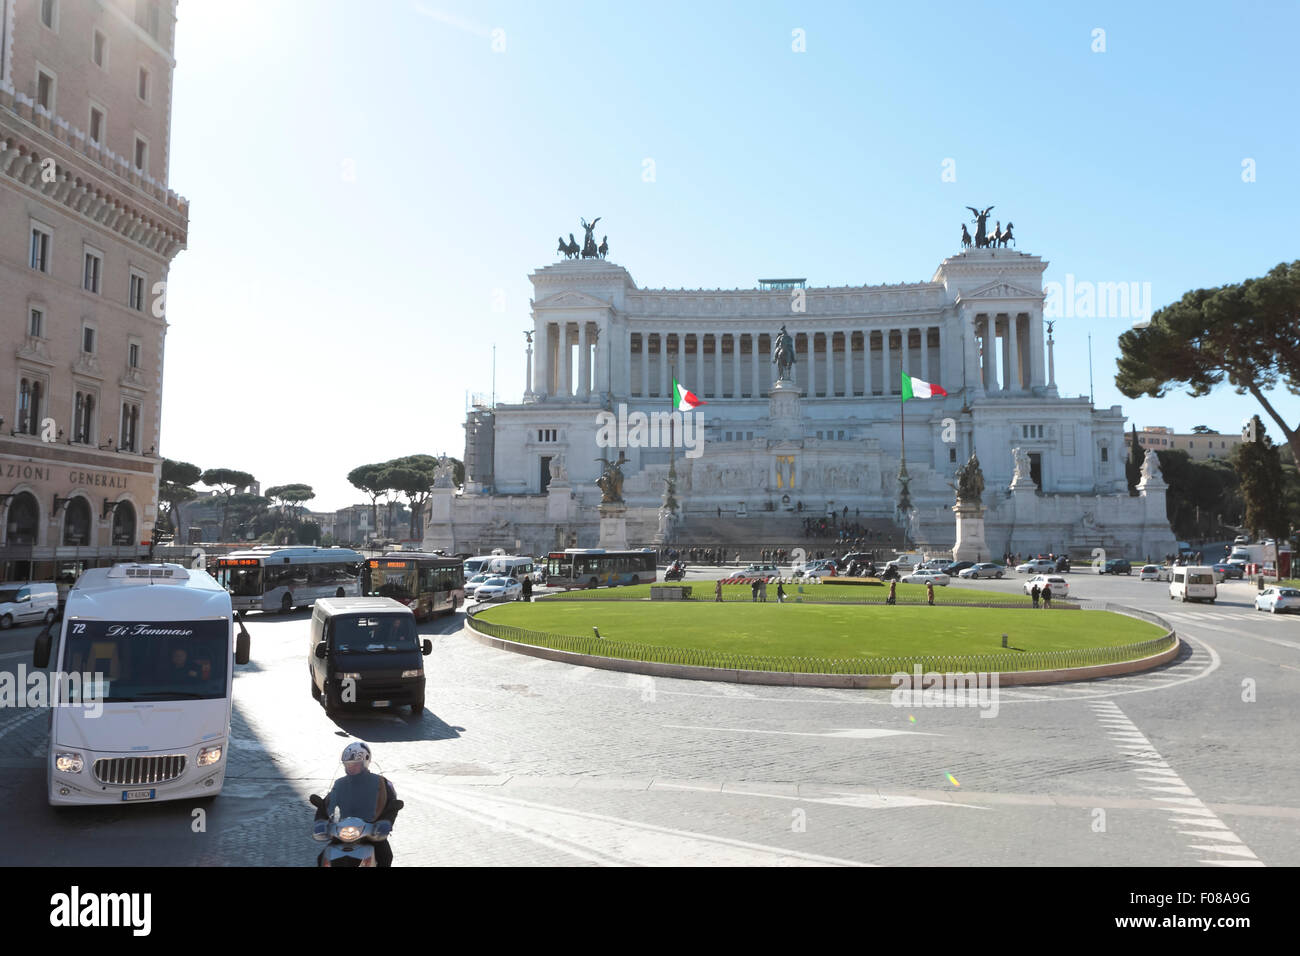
[3,570,1297,866]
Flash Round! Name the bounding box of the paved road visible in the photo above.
[2,570,1297,866]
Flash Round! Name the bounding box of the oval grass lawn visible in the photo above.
[477,601,1165,660]
[545,581,1035,605]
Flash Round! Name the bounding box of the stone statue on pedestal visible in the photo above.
[772,325,797,382]
[594,451,627,504]
[952,452,985,504]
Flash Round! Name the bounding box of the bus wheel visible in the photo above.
[587,578,598,590]
[336,588,345,598]
[281,594,293,614]
[0,614,10,629]
[630,576,639,586]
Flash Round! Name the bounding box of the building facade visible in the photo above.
[427,236,1177,560]
[1136,426,1242,462]
[0,0,187,579]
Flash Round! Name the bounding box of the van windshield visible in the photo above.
[62,619,229,702]
[330,614,417,653]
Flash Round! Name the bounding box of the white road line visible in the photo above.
[662,724,942,740]
[1093,705,1263,866]
[0,707,43,742]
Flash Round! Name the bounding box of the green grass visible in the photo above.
[479,601,1163,660]
[546,581,1037,605]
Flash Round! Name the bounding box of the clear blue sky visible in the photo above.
[163,0,1300,510]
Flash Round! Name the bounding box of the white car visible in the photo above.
[1234,535,1250,546]
[959,563,1005,580]
[1255,587,1300,614]
[1024,575,1070,598]
[474,576,523,602]
[902,570,950,586]
[1016,559,1057,574]
[464,572,492,597]
[1139,565,1162,581]
[737,564,781,579]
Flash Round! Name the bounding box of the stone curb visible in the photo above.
[462,606,1180,689]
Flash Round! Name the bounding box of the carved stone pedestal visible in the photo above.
[952,501,990,563]
[599,503,628,550]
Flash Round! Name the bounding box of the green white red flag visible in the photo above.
[900,371,947,401]
[673,377,706,412]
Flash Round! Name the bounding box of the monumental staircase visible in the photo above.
[661,511,910,562]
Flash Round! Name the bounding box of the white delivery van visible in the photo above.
[1169,566,1217,604]
[34,563,251,806]
[462,554,497,578]
[486,555,535,582]
[0,581,59,628]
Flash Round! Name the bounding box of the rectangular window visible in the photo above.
[134,136,148,172]
[36,69,54,111]
[30,226,50,272]
[120,402,140,452]
[1100,446,1109,462]
[129,272,145,310]
[89,105,104,143]
[128,343,140,368]
[138,66,151,102]
[949,447,957,463]
[40,0,56,29]
[29,308,44,337]
[83,326,96,354]
[83,251,102,293]
[93,30,106,67]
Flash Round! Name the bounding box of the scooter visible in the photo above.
[664,562,686,581]
[309,793,403,867]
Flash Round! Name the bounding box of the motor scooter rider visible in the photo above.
[314,741,401,867]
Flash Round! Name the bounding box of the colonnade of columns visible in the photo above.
[971,312,1035,393]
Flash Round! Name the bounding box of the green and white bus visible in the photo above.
[213,546,364,614]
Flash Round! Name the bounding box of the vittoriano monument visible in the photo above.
[960,206,1015,250]
[557,217,610,260]
[951,451,990,562]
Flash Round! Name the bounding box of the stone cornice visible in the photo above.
[0,90,187,262]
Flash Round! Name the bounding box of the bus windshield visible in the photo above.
[224,566,263,597]
[330,614,418,653]
[367,564,416,601]
[62,619,229,702]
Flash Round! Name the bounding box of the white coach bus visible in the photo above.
[212,546,365,614]
[34,563,251,806]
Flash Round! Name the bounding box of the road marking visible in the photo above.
[1093,703,1263,866]
[401,779,873,866]
[662,724,941,740]
[0,707,43,743]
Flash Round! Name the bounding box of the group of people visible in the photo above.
[660,546,728,565]
[1028,581,1054,608]
[714,577,789,603]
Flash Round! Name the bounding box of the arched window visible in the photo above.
[63,497,92,546]
[111,501,136,546]
[5,492,40,545]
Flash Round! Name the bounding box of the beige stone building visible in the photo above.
[0,0,187,580]
[1136,426,1243,462]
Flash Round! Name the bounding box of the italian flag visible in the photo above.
[900,371,948,401]
[673,377,706,412]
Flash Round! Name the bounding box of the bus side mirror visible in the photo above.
[34,627,52,669]
[314,642,327,660]
[235,624,251,666]
[422,639,432,656]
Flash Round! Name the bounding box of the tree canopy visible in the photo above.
[1116,260,1300,465]
[1231,416,1290,542]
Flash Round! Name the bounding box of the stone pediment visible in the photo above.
[532,290,614,311]
[959,277,1043,301]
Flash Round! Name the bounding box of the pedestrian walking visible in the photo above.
[715,579,723,602]
[760,578,768,602]
[751,579,759,602]
[887,580,897,605]
[926,581,935,606]
[1042,584,1052,608]
[1031,583,1041,608]
[776,581,785,603]
[521,576,533,602]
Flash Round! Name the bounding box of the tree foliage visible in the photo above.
[159,459,202,532]
[1115,260,1300,465]
[1231,416,1290,542]
[200,468,256,541]
[1155,450,1241,540]
[347,464,387,542]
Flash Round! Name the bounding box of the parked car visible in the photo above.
[737,564,781,579]
[902,569,950,586]
[474,576,523,602]
[1255,586,1300,614]
[1102,558,1132,575]
[943,561,975,576]
[1024,575,1070,598]
[959,563,1005,579]
[1210,562,1242,582]
[1016,559,1056,574]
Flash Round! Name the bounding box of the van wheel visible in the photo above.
[281,594,293,614]
[43,609,56,625]
[336,588,345,598]
[630,576,639,587]
[324,683,342,714]
[409,695,424,718]
[0,614,11,629]
[310,672,321,700]
[587,578,598,589]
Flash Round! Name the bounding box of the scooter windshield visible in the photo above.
[329,771,381,821]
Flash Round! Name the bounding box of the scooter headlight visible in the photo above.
[197,745,223,767]
[337,825,363,842]
[54,752,84,773]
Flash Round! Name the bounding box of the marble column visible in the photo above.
[807,333,817,396]
[696,333,705,399]
[865,331,874,396]
[1007,314,1020,391]
[639,332,649,398]
[843,331,852,396]
[921,327,930,383]
[713,333,722,398]
[750,333,758,398]
[577,323,589,399]
[535,323,549,397]
[563,323,573,397]
[660,333,671,398]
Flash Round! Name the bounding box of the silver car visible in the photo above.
[959,563,1005,580]
[1255,587,1300,614]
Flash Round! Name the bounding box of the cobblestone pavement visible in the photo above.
[3,572,1298,865]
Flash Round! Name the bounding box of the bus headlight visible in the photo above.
[197,745,223,767]
[401,669,422,678]
[54,752,84,774]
